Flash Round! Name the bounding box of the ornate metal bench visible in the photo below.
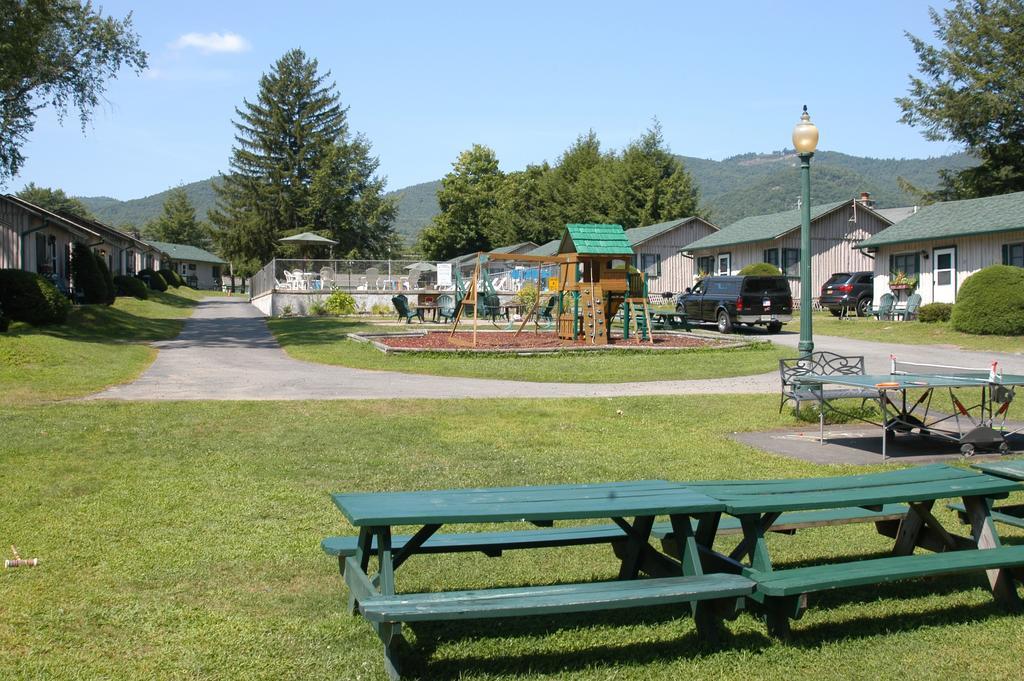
[779,351,878,412]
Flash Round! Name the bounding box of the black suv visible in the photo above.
[675,275,793,333]
[819,271,873,317]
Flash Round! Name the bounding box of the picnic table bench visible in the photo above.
[329,480,750,679]
[324,467,1024,675]
[647,310,690,330]
[686,463,1024,636]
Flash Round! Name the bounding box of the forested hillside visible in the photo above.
[75,150,974,237]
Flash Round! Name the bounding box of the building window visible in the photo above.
[640,253,661,277]
[1004,243,1024,268]
[782,248,800,276]
[763,248,780,268]
[696,256,714,277]
[889,252,920,277]
[188,263,197,271]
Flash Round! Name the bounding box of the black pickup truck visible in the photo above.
[675,275,793,333]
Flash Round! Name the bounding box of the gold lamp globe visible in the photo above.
[792,105,819,154]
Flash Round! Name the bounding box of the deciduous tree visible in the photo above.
[0,0,147,182]
[15,182,93,217]
[144,187,210,248]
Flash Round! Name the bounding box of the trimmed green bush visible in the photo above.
[92,252,116,304]
[71,242,107,304]
[950,265,1024,335]
[917,302,953,323]
[0,269,71,325]
[172,270,188,287]
[324,290,356,315]
[0,301,9,332]
[309,301,327,316]
[114,274,149,300]
[738,262,783,276]
[159,268,182,287]
[138,268,168,292]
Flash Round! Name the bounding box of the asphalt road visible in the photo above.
[91,298,1023,401]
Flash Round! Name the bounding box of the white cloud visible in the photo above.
[171,32,250,54]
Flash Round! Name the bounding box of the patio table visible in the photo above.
[685,463,1024,635]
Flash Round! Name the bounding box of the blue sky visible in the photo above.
[14,0,960,200]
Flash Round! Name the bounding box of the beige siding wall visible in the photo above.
[0,200,29,269]
[872,229,1024,305]
[689,203,890,303]
[172,260,223,289]
[632,218,718,294]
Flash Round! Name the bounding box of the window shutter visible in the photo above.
[913,252,920,275]
[1004,244,1010,265]
[656,254,662,276]
[888,254,894,274]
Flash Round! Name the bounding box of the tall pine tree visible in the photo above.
[144,187,210,248]
[211,49,396,266]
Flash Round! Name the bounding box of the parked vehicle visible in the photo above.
[819,271,874,317]
[675,275,793,333]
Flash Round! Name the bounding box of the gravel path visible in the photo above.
[91,298,1024,401]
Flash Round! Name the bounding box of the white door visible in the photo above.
[717,253,731,275]
[932,247,956,303]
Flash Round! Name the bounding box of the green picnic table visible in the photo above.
[329,480,752,679]
[686,463,1024,635]
[948,459,1024,531]
[648,309,690,330]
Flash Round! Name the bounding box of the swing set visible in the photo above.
[450,224,655,347]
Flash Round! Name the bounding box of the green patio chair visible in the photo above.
[536,295,557,326]
[391,294,422,323]
[896,293,922,321]
[870,293,894,320]
[436,294,456,323]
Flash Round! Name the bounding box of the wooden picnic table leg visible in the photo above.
[963,495,1023,610]
[736,513,798,638]
[374,527,405,681]
[668,513,726,642]
[892,499,934,555]
[346,527,374,614]
[612,515,656,579]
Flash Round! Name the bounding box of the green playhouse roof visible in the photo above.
[559,224,634,255]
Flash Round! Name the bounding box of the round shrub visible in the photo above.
[324,290,356,315]
[917,302,953,323]
[159,268,181,287]
[138,268,168,292]
[0,269,71,325]
[738,262,783,276]
[70,242,107,304]
[114,274,148,300]
[172,270,188,287]
[92,252,116,304]
[950,265,1024,335]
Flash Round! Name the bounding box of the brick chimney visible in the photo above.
[857,192,875,208]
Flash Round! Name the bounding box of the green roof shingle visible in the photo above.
[625,217,714,247]
[145,241,227,264]
[683,201,850,251]
[559,224,634,255]
[858,191,1024,249]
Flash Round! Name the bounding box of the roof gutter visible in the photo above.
[856,223,1024,250]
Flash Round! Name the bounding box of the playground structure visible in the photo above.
[450,224,655,347]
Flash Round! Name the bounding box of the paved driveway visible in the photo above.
[92,299,1024,401]
[92,298,778,401]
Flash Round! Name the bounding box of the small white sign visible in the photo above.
[436,263,452,287]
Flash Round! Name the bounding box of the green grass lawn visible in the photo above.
[267,316,791,383]
[0,287,224,405]
[788,312,1024,353]
[1,396,1022,680]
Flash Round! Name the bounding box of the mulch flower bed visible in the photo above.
[374,331,720,351]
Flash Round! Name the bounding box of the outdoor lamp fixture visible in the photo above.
[792,105,818,356]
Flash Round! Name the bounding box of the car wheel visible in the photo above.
[716,310,733,334]
[767,321,783,333]
[856,297,871,317]
[829,308,842,317]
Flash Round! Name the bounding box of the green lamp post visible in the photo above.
[792,105,819,356]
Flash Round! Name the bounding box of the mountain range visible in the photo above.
[76,150,975,244]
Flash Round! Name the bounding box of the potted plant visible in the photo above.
[889,270,918,291]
